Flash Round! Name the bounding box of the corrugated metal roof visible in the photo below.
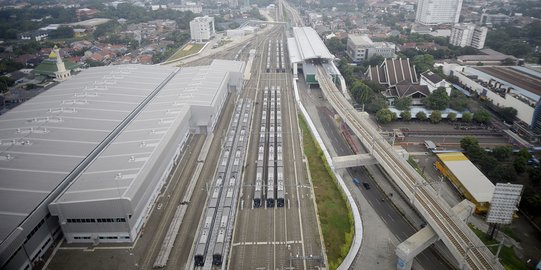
[437,152,494,203]
[54,59,243,203]
[0,64,177,242]
[287,37,302,64]
[0,59,244,243]
[291,27,334,61]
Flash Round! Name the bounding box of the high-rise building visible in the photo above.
[415,0,463,25]
[189,16,215,43]
[450,23,487,49]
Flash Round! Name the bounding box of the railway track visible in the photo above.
[228,22,320,269]
[316,66,503,270]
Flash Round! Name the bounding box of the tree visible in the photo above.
[514,156,528,174]
[430,110,442,123]
[492,146,512,161]
[461,136,480,154]
[364,80,386,93]
[489,164,517,183]
[325,37,346,56]
[367,55,384,67]
[350,80,374,104]
[499,107,517,124]
[249,7,265,20]
[394,97,412,110]
[517,148,532,160]
[462,112,473,122]
[0,76,14,93]
[423,87,450,110]
[376,108,394,123]
[49,26,74,39]
[412,54,434,74]
[416,111,427,121]
[448,112,457,121]
[0,59,24,74]
[93,21,120,39]
[365,94,388,113]
[473,110,490,124]
[521,188,541,216]
[449,89,469,111]
[528,167,541,186]
[400,110,412,121]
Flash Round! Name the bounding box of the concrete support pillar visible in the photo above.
[395,200,475,270]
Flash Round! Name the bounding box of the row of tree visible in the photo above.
[375,108,490,124]
[0,7,78,39]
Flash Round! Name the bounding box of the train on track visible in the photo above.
[194,99,252,267]
[254,86,285,208]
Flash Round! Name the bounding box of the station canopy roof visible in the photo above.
[287,27,334,64]
[437,152,494,203]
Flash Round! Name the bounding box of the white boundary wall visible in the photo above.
[292,79,362,270]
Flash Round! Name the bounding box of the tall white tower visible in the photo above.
[415,0,463,25]
[53,46,71,81]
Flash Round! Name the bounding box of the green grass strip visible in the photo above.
[469,224,529,270]
[298,114,354,270]
[167,43,204,61]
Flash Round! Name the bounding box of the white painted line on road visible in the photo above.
[388,214,395,222]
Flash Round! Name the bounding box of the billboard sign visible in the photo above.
[486,183,523,224]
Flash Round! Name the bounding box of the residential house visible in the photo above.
[18,31,48,41]
[420,70,451,95]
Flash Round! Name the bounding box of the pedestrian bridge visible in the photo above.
[332,154,378,168]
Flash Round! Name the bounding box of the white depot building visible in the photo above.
[0,59,243,269]
[346,35,396,62]
[450,23,488,49]
[190,15,216,43]
[415,0,463,25]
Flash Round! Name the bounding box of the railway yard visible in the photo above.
[228,29,323,270]
[41,2,530,270]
